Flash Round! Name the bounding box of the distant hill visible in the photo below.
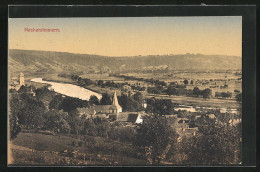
[9,49,241,73]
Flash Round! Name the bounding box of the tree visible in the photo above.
[184,80,189,85]
[35,86,50,100]
[97,80,104,86]
[146,98,174,115]
[9,88,17,93]
[235,93,242,102]
[18,85,27,93]
[9,112,21,140]
[119,94,142,112]
[190,80,194,85]
[49,95,63,110]
[193,87,200,97]
[166,86,177,96]
[10,93,46,129]
[183,117,241,165]
[215,92,221,98]
[100,93,112,105]
[60,97,88,112]
[234,89,240,93]
[134,115,175,164]
[133,92,143,103]
[44,110,71,134]
[89,95,99,105]
[202,88,212,99]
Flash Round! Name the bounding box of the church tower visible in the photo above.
[109,91,122,115]
[19,72,25,86]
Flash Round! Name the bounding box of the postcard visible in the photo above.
[7,5,255,166]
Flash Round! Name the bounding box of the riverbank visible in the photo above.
[31,78,102,101]
[42,77,122,96]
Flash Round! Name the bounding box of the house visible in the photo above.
[116,112,144,124]
[208,114,216,119]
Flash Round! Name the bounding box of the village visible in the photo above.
[9,71,241,142]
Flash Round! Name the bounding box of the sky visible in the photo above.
[9,16,242,57]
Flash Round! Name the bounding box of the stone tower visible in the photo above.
[19,72,25,86]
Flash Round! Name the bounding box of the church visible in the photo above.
[77,91,144,123]
[77,91,122,120]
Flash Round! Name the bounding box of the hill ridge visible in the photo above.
[9,49,242,73]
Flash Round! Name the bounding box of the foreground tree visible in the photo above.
[44,110,71,134]
[182,116,241,165]
[10,93,46,129]
[134,115,175,164]
[9,112,21,140]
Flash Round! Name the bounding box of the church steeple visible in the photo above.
[112,91,119,106]
[110,91,122,113]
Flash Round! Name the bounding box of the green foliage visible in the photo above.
[235,93,242,102]
[10,92,46,129]
[134,115,175,164]
[215,92,232,99]
[9,88,17,93]
[9,111,21,140]
[183,117,241,165]
[193,87,200,97]
[89,95,99,105]
[18,85,27,93]
[118,94,143,112]
[109,126,136,142]
[100,93,112,105]
[146,98,174,115]
[202,88,212,99]
[35,86,51,99]
[60,97,89,112]
[49,95,63,110]
[133,92,143,104]
[82,117,111,137]
[44,110,71,134]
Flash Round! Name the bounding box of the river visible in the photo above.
[31,78,102,101]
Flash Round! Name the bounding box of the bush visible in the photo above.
[109,126,136,142]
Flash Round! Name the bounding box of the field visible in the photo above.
[9,130,147,166]
[22,71,241,109]
[80,73,125,82]
[146,94,240,109]
[124,72,242,94]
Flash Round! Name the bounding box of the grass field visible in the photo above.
[9,130,146,166]
[145,94,240,109]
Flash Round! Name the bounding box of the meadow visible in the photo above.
[9,130,146,166]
